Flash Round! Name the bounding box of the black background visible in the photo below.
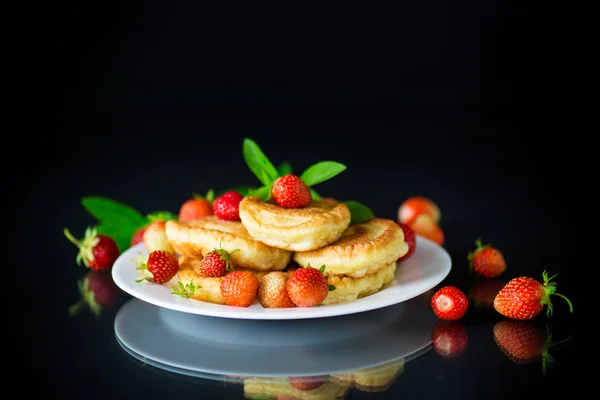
[16,1,578,398]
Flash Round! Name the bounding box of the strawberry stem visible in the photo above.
[541,270,574,317]
[64,228,82,247]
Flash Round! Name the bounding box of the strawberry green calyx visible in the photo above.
[467,238,491,262]
[541,270,574,317]
[134,252,153,283]
[68,277,101,318]
[214,242,239,271]
[171,280,201,298]
[64,227,100,267]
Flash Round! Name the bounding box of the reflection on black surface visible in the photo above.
[431,320,468,358]
[68,270,121,318]
[468,277,506,309]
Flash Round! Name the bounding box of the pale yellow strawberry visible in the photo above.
[142,220,174,253]
[258,271,296,308]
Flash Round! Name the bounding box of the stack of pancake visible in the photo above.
[164,196,409,306]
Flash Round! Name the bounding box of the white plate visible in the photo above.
[114,293,437,377]
[112,235,451,320]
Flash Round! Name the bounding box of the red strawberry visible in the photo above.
[493,271,573,320]
[431,320,468,358]
[468,278,506,308]
[179,192,213,222]
[130,225,147,247]
[258,271,296,308]
[220,271,260,307]
[64,227,120,271]
[289,376,328,391]
[493,319,546,364]
[213,191,244,221]
[409,214,444,246]
[467,238,507,278]
[430,286,469,320]
[398,196,441,225]
[396,222,416,261]
[136,250,179,284]
[68,270,121,318]
[286,265,330,307]
[271,174,312,208]
[143,220,174,253]
[199,245,239,277]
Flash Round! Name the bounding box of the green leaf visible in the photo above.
[310,189,322,200]
[329,284,337,291]
[95,221,140,253]
[216,186,254,197]
[247,185,272,201]
[277,161,293,176]
[81,196,147,227]
[205,189,216,203]
[300,161,347,187]
[243,138,279,187]
[147,211,177,222]
[344,200,375,224]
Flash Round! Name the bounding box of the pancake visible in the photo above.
[322,262,397,305]
[293,218,408,278]
[165,216,292,271]
[238,196,351,252]
[176,256,269,305]
[330,358,405,392]
[243,377,350,400]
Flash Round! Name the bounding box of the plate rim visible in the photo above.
[111,235,451,320]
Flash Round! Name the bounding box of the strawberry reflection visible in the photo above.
[431,320,468,358]
[69,270,121,318]
[468,277,505,309]
[493,319,571,376]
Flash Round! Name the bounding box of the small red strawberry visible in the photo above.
[258,271,296,308]
[493,270,573,320]
[289,376,328,391]
[397,222,416,261]
[430,286,469,320]
[213,191,244,221]
[468,278,506,308]
[220,271,260,307]
[136,250,179,284]
[286,265,331,307]
[68,270,121,318]
[431,320,468,358]
[199,244,239,277]
[130,225,147,247]
[64,227,120,271]
[271,174,312,208]
[467,238,507,278]
[179,191,214,222]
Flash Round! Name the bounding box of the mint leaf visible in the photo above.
[300,161,347,187]
[277,161,293,176]
[81,196,147,227]
[344,201,375,224]
[243,138,279,187]
[310,189,322,200]
[248,186,272,201]
[147,211,177,222]
[96,221,140,253]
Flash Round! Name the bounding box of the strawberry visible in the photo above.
[64,227,120,271]
[431,320,468,358]
[136,250,179,284]
[468,278,506,308]
[430,286,469,320]
[179,191,213,222]
[258,271,296,308]
[271,174,312,208]
[289,376,328,391]
[213,191,244,221]
[467,238,507,278]
[220,271,260,307]
[199,245,238,277]
[68,270,121,318]
[409,214,444,246]
[493,319,546,364]
[130,225,147,247]
[493,270,574,320]
[398,196,441,225]
[396,222,416,261]
[142,220,174,253]
[286,265,330,307]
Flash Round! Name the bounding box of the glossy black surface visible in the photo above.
[19,1,576,398]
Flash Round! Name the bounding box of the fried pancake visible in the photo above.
[293,218,408,278]
[243,377,350,400]
[176,256,269,305]
[322,262,397,305]
[165,216,292,271]
[331,358,405,392]
[238,196,351,252]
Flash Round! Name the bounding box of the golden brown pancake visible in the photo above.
[238,196,351,252]
[175,256,269,305]
[165,216,291,271]
[331,358,405,392]
[323,262,397,305]
[293,218,408,278]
